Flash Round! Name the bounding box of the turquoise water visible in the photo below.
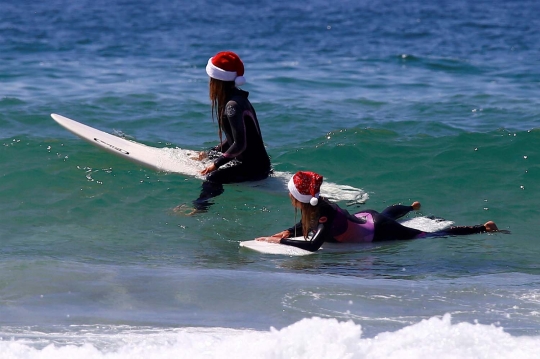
[1,0,540,357]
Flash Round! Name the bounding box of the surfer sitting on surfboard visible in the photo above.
[192,51,271,211]
[256,171,499,252]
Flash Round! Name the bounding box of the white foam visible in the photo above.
[158,147,206,177]
[243,170,368,203]
[401,216,454,232]
[1,315,539,359]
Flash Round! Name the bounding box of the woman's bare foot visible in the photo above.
[411,201,421,211]
[172,204,202,216]
[484,221,498,232]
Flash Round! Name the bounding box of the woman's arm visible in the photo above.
[211,140,230,153]
[214,101,246,168]
[254,221,302,243]
[254,230,289,243]
[193,140,229,164]
[279,223,326,252]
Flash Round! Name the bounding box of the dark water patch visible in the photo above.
[0,97,26,106]
[397,54,486,75]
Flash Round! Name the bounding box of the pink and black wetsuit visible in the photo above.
[194,87,271,210]
[280,198,488,252]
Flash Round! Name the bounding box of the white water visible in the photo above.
[1,315,539,359]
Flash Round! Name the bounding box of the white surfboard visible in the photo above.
[239,216,454,256]
[51,113,207,177]
[240,239,314,256]
[51,113,367,202]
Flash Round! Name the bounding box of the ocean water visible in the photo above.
[1,0,540,357]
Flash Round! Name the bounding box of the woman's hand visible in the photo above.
[255,230,290,243]
[272,230,290,239]
[255,236,282,243]
[201,163,217,175]
[191,151,208,161]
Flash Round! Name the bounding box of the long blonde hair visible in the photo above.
[209,78,234,150]
[291,197,320,239]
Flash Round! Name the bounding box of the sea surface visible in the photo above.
[1,0,540,357]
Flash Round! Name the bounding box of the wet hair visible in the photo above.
[209,78,235,150]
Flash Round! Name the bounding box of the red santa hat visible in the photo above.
[206,51,246,86]
[288,171,323,206]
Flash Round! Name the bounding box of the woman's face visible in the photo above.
[289,193,302,209]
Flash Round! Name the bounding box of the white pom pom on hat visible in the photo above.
[206,51,246,86]
[288,171,323,206]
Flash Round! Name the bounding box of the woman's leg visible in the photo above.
[429,221,498,237]
[380,201,421,220]
[192,180,225,211]
[192,164,270,211]
[372,213,424,241]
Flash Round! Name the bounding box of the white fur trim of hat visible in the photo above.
[288,174,321,206]
[205,51,246,86]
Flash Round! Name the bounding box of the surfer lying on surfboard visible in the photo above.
[256,171,499,252]
[191,51,272,212]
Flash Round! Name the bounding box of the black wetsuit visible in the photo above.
[194,88,271,210]
[280,199,489,252]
